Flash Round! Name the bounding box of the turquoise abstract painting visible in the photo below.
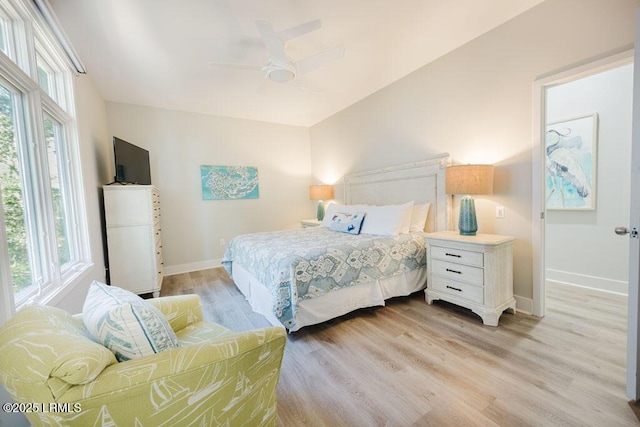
[201,165,259,200]
[545,113,597,210]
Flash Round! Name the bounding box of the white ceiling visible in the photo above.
[50,0,545,127]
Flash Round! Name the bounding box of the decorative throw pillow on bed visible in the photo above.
[322,203,367,228]
[328,211,366,234]
[82,281,179,362]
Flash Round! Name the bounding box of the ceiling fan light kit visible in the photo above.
[262,58,297,83]
[209,18,344,85]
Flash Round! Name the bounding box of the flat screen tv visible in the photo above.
[113,137,151,185]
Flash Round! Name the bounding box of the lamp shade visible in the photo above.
[309,184,334,200]
[445,165,494,195]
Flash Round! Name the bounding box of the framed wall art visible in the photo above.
[200,165,259,200]
[545,113,598,210]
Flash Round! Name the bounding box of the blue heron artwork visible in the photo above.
[545,113,598,210]
[201,165,259,200]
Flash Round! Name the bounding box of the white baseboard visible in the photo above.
[164,259,222,276]
[514,295,533,315]
[546,268,628,295]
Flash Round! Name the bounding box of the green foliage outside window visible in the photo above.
[0,93,32,292]
[44,117,70,266]
[0,98,72,293]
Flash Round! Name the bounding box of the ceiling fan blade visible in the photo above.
[278,19,322,41]
[296,45,345,75]
[255,20,288,62]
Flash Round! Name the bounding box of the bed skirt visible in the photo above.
[232,263,427,332]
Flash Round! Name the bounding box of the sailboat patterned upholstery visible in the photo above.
[0,294,287,426]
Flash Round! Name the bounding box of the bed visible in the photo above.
[222,154,452,331]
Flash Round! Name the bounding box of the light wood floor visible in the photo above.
[162,269,640,426]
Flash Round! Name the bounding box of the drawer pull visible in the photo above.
[446,268,462,274]
[445,253,461,258]
[446,285,462,292]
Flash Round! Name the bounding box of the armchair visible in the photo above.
[0,294,287,426]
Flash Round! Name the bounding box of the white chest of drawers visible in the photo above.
[103,185,163,297]
[425,231,516,326]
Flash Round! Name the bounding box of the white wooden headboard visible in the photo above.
[343,154,452,232]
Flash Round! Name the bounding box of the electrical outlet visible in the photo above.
[219,238,226,246]
[496,206,505,219]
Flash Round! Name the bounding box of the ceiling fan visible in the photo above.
[209,19,345,84]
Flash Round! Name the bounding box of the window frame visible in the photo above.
[0,0,92,319]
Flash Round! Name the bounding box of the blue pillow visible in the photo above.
[329,212,366,235]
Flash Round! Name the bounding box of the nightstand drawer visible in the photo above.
[431,276,484,304]
[430,245,484,267]
[431,259,484,286]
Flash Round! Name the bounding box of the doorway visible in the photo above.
[532,49,636,398]
[544,63,633,298]
[532,49,634,318]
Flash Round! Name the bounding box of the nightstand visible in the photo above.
[425,230,516,326]
[300,219,322,228]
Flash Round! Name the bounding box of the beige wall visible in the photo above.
[309,0,640,305]
[105,103,312,275]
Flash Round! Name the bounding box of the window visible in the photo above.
[0,18,8,56]
[0,83,36,296]
[37,56,51,95]
[0,0,90,318]
[36,47,61,105]
[43,114,73,267]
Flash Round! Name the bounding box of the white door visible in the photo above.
[625,9,640,401]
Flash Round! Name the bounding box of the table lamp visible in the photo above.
[445,164,494,236]
[309,184,334,221]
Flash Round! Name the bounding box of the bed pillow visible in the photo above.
[409,203,431,232]
[83,281,180,362]
[360,201,414,236]
[328,212,366,235]
[399,201,415,234]
[321,203,366,228]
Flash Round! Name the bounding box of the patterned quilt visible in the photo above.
[221,227,426,330]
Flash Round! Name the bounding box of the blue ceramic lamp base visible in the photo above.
[316,200,325,221]
[458,195,478,236]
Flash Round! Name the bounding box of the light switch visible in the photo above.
[496,206,505,219]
